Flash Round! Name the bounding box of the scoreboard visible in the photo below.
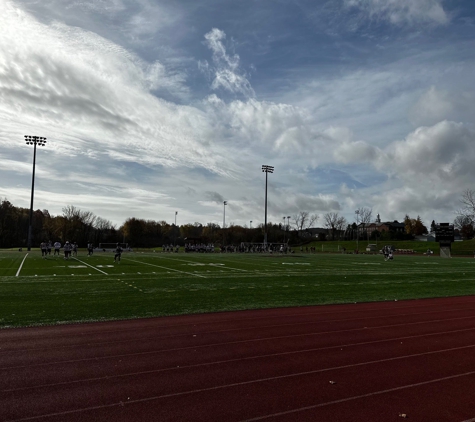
[435,223,455,244]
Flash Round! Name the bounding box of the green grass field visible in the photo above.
[1,249,475,328]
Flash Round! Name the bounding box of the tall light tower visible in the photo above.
[223,201,227,246]
[174,211,178,246]
[24,135,47,251]
[287,216,291,241]
[355,209,360,252]
[283,216,286,243]
[262,165,274,248]
[250,220,252,229]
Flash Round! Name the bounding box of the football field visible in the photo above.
[1,250,475,328]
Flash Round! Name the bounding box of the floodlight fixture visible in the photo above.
[24,135,47,251]
[261,165,274,174]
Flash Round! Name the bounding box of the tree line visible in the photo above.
[1,190,474,248]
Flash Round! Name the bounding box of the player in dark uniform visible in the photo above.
[40,241,47,259]
[114,244,123,263]
[54,241,61,256]
[63,241,72,260]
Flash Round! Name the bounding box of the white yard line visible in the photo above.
[72,258,108,275]
[124,258,207,278]
[152,254,249,273]
[15,253,29,277]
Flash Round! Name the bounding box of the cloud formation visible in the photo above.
[200,28,255,98]
[344,0,449,26]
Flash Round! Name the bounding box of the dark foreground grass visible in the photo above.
[1,250,475,328]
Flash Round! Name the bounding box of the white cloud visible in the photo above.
[202,28,255,98]
[382,121,474,183]
[329,120,475,222]
[409,86,475,128]
[332,120,475,185]
[0,2,227,174]
[344,0,449,26]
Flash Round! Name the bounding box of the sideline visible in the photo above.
[72,258,109,275]
[15,253,28,277]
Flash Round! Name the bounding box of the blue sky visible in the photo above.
[1,0,474,229]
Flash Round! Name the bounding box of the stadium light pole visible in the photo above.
[250,220,252,229]
[287,216,291,239]
[355,209,360,252]
[24,135,47,251]
[223,201,227,247]
[283,216,286,243]
[262,165,274,249]
[174,211,178,246]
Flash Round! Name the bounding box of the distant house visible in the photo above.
[360,220,405,238]
[298,228,330,239]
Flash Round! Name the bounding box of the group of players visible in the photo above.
[39,240,79,259]
[382,245,394,261]
[38,241,123,262]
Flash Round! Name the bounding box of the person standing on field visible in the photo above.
[114,243,123,263]
[54,241,61,256]
[63,241,72,260]
[40,241,47,258]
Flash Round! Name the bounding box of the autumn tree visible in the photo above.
[404,215,427,236]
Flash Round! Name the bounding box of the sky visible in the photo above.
[1,0,474,230]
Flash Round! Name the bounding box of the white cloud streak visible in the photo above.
[344,0,449,26]
[201,28,255,98]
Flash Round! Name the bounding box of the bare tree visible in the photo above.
[460,189,475,219]
[293,211,318,232]
[454,214,474,230]
[323,212,347,240]
[356,207,372,241]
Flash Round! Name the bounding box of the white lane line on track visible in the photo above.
[7,361,475,421]
[15,254,28,277]
[123,258,206,278]
[7,336,475,395]
[5,329,475,394]
[240,371,475,421]
[4,308,475,356]
[72,258,108,275]
[4,319,475,372]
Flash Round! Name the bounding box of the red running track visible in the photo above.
[2,296,475,421]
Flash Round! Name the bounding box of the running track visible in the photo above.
[2,296,475,421]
